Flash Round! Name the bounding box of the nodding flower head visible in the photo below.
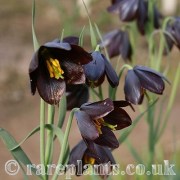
[100,29,132,60]
[83,51,119,88]
[68,140,116,179]
[108,0,162,35]
[75,98,132,149]
[124,66,170,104]
[29,37,92,105]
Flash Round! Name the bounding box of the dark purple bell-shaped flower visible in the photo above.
[29,38,92,105]
[124,66,170,104]
[75,98,132,149]
[83,51,119,88]
[100,29,132,60]
[164,17,180,53]
[107,0,162,35]
[68,140,116,178]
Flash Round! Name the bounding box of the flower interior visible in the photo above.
[94,118,117,134]
[83,154,96,165]
[46,58,64,79]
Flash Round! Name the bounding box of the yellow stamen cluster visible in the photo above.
[94,118,117,134]
[46,58,64,79]
[83,155,96,165]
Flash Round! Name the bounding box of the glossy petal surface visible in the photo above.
[80,98,114,119]
[124,70,144,104]
[75,111,99,140]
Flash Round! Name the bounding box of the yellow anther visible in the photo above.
[94,118,117,134]
[46,58,64,79]
[83,155,95,165]
[46,60,54,78]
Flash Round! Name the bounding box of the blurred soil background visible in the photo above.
[0,0,180,179]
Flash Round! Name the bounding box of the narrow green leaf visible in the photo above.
[94,23,109,60]
[79,26,86,47]
[81,0,97,49]
[157,63,180,141]
[0,128,41,178]
[89,20,97,49]
[32,0,39,51]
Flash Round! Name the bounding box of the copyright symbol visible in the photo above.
[5,160,20,175]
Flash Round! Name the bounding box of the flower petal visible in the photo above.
[100,29,122,58]
[120,31,132,60]
[134,68,165,94]
[119,0,139,21]
[62,60,85,84]
[113,100,135,111]
[42,42,92,65]
[85,73,105,88]
[164,25,174,54]
[68,140,87,165]
[173,21,180,49]
[68,44,93,65]
[94,127,119,149]
[107,1,122,14]
[36,69,65,105]
[104,107,132,130]
[29,69,38,95]
[75,111,99,140]
[29,52,39,95]
[136,0,147,35]
[66,84,89,110]
[43,42,71,51]
[83,51,105,81]
[63,36,79,45]
[80,98,114,120]
[95,144,116,165]
[134,65,170,84]
[103,55,119,87]
[29,51,39,73]
[124,70,144,104]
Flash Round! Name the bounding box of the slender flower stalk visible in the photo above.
[52,108,79,180]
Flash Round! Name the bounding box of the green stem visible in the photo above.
[40,98,46,180]
[52,108,79,180]
[157,63,180,141]
[110,64,132,100]
[98,86,103,100]
[156,31,165,71]
[45,105,55,166]
[147,99,156,180]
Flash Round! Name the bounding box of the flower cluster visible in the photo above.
[107,0,162,35]
[28,2,171,178]
[29,35,168,177]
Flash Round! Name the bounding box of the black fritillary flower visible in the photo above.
[29,39,92,105]
[100,29,132,60]
[107,0,162,35]
[66,84,89,110]
[164,17,180,53]
[68,140,116,179]
[124,66,170,104]
[75,98,132,149]
[83,51,119,88]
